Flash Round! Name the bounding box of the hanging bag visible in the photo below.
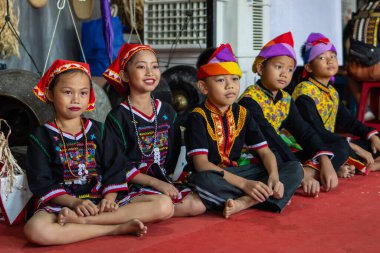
[0,119,32,225]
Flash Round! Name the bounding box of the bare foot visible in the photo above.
[57,207,84,225]
[337,164,355,178]
[368,161,380,172]
[113,219,147,237]
[223,197,257,219]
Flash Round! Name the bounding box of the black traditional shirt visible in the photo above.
[103,99,180,182]
[26,118,128,208]
[185,99,268,170]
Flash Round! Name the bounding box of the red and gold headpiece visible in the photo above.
[103,43,155,96]
[33,59,95,111]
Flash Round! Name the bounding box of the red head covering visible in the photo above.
[252,32,297,73]
[33,59,95,111]
[103,43,155,97]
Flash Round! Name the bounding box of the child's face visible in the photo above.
[198,74,240,111]
[305,50,338,79]
[121,50,160,95]
[257,56,295,93]
[47,71,91,120]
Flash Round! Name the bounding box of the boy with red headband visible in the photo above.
[293,32,380,172]
[185,44,303,218]
[25,59,148,245]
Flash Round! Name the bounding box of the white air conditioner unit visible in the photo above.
[144,0,208,68]
[144,0,207,49]
[143,0,271,88]
[216,0,271,91]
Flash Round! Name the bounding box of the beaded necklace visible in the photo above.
[127,95,160,164]
[55,118,89,178]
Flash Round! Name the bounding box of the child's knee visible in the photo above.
[155,195,175,219]
[24,218,55,245]
[191,198,207,216]
[187,193,207,216]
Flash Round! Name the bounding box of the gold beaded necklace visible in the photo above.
[54,118,88,178]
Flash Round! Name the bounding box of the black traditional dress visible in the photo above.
[26,118,129,213]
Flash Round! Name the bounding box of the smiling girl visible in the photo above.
[102,44,206,218]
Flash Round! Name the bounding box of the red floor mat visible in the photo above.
[1,173,379,253]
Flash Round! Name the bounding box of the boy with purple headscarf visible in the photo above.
[293,32,380,172]
[239,32,343,197]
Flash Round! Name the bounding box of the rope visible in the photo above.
[128,0,142,44]
[42,0,65,74]
[0,120,25,197]
[42,0,87,74]
[67,0,87,63]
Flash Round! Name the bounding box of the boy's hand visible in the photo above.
[320,163,338,192]
[71,199,99,217]
[98,199,119,213]
[302,166,320,197]
[302,176,320,198]
[242,180,272,203]
[267,177,284,199]
[350,141,375,165]
[153,181,179,199]
[370,135,380,154]
[355,145,374,166]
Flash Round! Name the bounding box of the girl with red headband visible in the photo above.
[25,59,148,245]
[102,44,206,218]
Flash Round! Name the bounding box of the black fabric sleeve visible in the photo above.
[184,111,209,155]
[26,129,66,199]
[283,100,331,157]
[244,110,268,150]
[294,95,343,143]
[102,111,131,187]
[239,97,296,162]
[165,109,182,175]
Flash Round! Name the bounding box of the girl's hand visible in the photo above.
[370,135,380,154]
[153,181,179,199]
[98,198,119,213]
[71,199,99,217]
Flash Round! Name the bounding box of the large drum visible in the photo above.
[0,69,111,147]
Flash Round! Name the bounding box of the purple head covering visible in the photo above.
[208,44,237,63]
[302,33,337,64]
[252,32,297,73]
